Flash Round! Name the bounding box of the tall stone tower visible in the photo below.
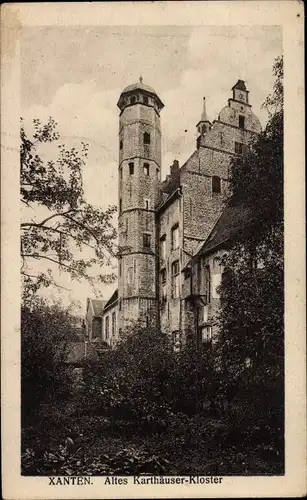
[117,78,164,332]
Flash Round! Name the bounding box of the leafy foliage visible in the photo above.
[20,117,117,300]
[22,443,171,476]
[21,299,81,423]
[216,55,284,463]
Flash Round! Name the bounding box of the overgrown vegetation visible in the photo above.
[21,57,284,476]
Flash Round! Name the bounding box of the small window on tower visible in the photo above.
[143,132,151,145]
[120,140,123,150]
[144,198,150,210]
[143,96,149,105]
[143,233,151,249]
[129,162,134,175]
[119,198,122,213]
[130,96,136,105]
[143,163,150,176]
[156,168,159,179]
[239,115,245,129]
[212,176,221,194]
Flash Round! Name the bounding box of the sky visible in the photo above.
[21,25,282,315]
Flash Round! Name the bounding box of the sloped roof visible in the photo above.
[90,299,106,316]
[232,79,248,92]
[104,289,118,310]
[190,203,254,262]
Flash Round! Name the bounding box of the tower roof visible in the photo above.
[196,96,211,128]
[121,80,157,95]
[201,97,209,122]
[117,77,164,109]
[231,79,248,92]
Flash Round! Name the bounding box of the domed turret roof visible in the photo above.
[117,77,164,110]
[121,80,157,95]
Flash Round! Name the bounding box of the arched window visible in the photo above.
[143,132,150,145]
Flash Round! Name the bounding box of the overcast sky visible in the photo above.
[21,25,282,314]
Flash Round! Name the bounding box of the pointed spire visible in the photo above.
[201,97,208,122]
[139,75,143,84]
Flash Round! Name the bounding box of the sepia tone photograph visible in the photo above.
[19,23,284,477]
[1,2,305,498]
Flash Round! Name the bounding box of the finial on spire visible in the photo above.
[139,75,143,84]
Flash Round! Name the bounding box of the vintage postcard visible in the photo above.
[1,1,306,498]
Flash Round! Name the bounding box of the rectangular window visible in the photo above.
[127,267,133,286]
[143,96,148,105]
[235,141,243,154]
[119,167,122,180]
[130,96,136,105]
[112,312,116,337]
[119,261,122,277]
[129,162,134,175]
[171,260,180,298]
[171,224,179,250]
[105,316,109,340]
[143,163,150,176]
[144,198,150,210]
[201,326,212,343]
[239,115,245,129]
[212,273,222,299]
[119,198,122,213]
[156,168,159,179]
[160,235,166,261]
[120,140,123,150]
[161,268,167,298]
[143,132,150,145]
[212,176,221,193]
[143,232,151,249]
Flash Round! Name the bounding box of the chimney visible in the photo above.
[170,159,179,176]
